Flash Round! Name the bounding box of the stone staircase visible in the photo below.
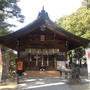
[23,70,60,77]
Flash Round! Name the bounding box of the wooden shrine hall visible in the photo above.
[0,8,89,72]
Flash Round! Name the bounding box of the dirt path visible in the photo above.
[0,79,17,90]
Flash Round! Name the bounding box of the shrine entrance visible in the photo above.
[25,55,55,70]
[21,49,63,71]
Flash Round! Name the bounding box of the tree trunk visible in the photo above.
[1,51,8,83]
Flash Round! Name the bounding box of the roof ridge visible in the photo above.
[38,7,49,20]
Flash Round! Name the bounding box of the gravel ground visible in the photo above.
[0,76,90,90]
[16,76,90,90]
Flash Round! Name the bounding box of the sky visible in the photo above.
[9,0,82,31]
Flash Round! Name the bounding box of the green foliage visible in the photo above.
[82,0,90,9]
[68,47,85,66]
[0,0,24,24]
[56,7,90,63]
[56,7,90,40]
[74,48,85,59]
[0,0,24,72]
[87,0,90,9]
[7,49,17,64]
[0,0,24,36]
[0,27,9,36]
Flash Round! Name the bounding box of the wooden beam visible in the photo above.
[20,40,65,44]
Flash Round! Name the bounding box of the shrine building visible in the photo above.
[0,8,89,72]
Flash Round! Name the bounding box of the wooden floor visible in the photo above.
[23,70,60,77]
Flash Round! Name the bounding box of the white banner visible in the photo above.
[85,48,90,80]
[0,48,2,82]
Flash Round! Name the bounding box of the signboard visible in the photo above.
[40,35,45,41]
[85,48,90,79]
[0,48,2,82]
[57,61,66,70]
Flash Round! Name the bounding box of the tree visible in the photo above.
[0,0,24,82]
[0,0,24,36]
[56,7,90,40]
[82,0,90,9]
[55,7,90,66]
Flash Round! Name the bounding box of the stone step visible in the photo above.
[23,70,60,77]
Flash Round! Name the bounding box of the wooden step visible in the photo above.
[23,70,60,77]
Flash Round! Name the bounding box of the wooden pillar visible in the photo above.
[65,41,69,61]
[42,55,44,66]
[30,54,32,62]
[36,59,38,66]
[36,56,38,66]
[16,40,20,59]
[54,56,57,69]
[65,52,67,61]
[17,51,20,59]
[47,55,49,66]
[35,55,39,66]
